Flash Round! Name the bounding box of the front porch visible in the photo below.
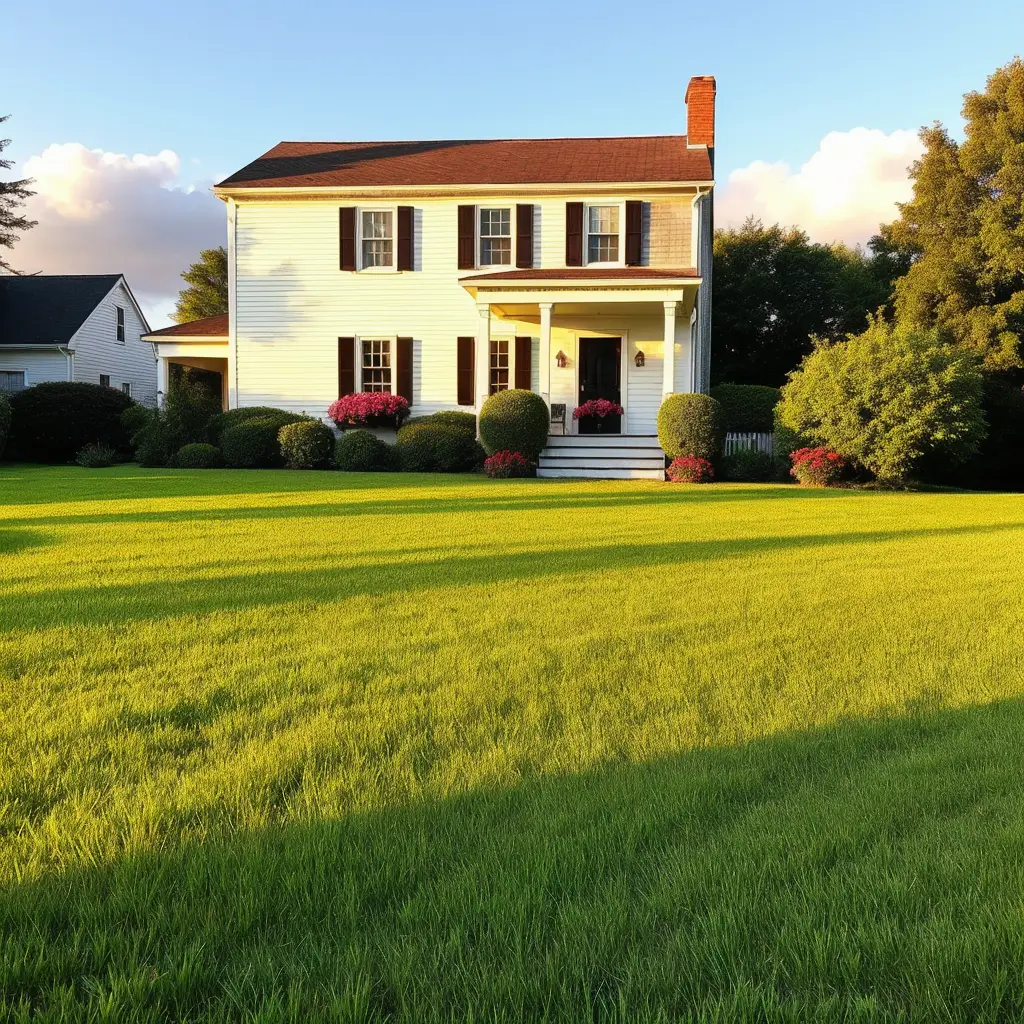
[141,314,230,410]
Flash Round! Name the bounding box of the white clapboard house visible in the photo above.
[144,76,717,477]
[0,275,156,404]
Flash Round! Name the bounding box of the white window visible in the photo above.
[480,208,512,266]
[361,339,392,392]
[116,306,125,343]
[0,370,26,392]
[489,339,509,394]
[99,374,110,388]
[587,205,620,264]
[361,211,393,268]
[121,382,132,396]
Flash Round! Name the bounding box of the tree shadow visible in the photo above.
[0,528,52,556]
[3,521,1019,633]
[4,698,1024,1020]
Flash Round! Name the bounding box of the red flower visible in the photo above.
[666,456,714,483]
[328,393,410,426]
[484,450,531,479]
[790,447,847,486]
[573,399,624,420]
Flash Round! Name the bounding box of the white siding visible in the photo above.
[0,349,69,386]
[626,339,663,434]
[71,281,158,404]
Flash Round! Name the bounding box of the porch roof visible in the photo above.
[142,313,229,344]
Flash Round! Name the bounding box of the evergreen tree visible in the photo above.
[173,246,228,323]
[0,115,36,274]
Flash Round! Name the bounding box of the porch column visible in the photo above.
[662,300,678,399]
[156,354,169,408]
[475,302,491,411]
[538,302,553,402]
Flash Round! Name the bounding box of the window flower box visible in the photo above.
[328,393,410,429]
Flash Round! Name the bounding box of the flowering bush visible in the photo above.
[573,398,624,420]
[483,450,531,478]
[790,447,846,486]
[328,392,410,427]
[666,455,714,483]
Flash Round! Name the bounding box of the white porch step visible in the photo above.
[545,433,659,448]
[541,456,666,469]
[537,434,666,480]
[537,466,666,480]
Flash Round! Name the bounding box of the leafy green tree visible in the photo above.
[173,246,228,323]
[712,219,895,387]
[888,58,1024,372]
[0,115,35,274]
[777,318,986,484]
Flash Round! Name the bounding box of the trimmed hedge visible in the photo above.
[334,429,395,472]
[8,382,134,463]
[402,410,478,435]
[208,406,301,446]
[656,394,725,462]
[709,384,781,434]
[221,411,308,468]
[279,420,335,469]
[0,392,11,460]
[169,443,224,469]
[478,389,549,460]
[395,422,484,473]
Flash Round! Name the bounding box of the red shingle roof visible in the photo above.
[464,267,699,282]
[144,313,229,338]
[217,137,713,190]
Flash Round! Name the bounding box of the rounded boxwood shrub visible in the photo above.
[221,412,308,468]
[395,422,484,473]
[207,406,301,446]
[657,393,726,462]
[709,384,781,433]
[478,389,549,460]
[169,443,224,469]
[278,419,335,469]
[334,429,395,472]
[8,382,134,463]
[720,446,775,482]
[75,442,117,468]
[402,410,478,435]
[0,392,11,460]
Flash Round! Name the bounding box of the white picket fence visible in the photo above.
[724,432,775,457]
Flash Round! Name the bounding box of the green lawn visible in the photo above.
[2,466,1024,1022]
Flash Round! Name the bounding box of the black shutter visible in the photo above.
[397,206,413,271]
[515,337,532,390]
[457,337,475,405]
[516,204,534,268]
[625,200,642,265]
[339,208,356,271]
[396,337,414,403]
[458,205,476,269]
[338,337,355,395]
[565,202,584,266]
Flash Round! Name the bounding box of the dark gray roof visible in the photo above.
[0,274,123,346]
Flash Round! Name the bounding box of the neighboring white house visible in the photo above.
[145,76,717,476]
[0,275,157,404]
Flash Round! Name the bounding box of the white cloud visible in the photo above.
[717,128,925,247]
[12,144,224,327]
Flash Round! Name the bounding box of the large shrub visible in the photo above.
[221,411,308,468]
[278,420,335,469]
[334,429,395,472]
[720,447,775,482]
[207,406,300,446]
[478,389,549,460]
[125,376,222,467]
[8,382,133,463]
[0,392,11,460]
[169,443,224,469]
[778,319,987,483]
[403,410,478,435]
[657,393,726,462]
[709,384,781,433]
[395,421,484,473]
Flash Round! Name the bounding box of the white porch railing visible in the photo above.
[724,432,775,457]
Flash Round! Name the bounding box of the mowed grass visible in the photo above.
[1,466,1024,1022]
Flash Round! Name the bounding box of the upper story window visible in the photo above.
[587,206,620,264]
[480,208,512,266]
[361,211,393,268]
[362,339,392,392]
[115,306,126,343]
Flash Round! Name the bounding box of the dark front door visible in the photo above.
[578,337,621,434]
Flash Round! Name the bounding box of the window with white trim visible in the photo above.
[121,382,132,396]
[587,205,620,263]
[0,370,26,392]
[361,339,392,392]
[99,374,110,388]
[116,306,125,343]
[480,208,512,266]
[489,339,509,394]
[361,210,393,268]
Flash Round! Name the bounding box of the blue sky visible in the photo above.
[5,0,1023,322]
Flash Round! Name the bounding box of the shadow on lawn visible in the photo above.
[3,520,1020,632]
[4,698,1024,1020]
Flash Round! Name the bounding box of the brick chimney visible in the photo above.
[685,75,716,161]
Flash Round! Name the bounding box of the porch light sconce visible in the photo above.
[555,350,568,368]
[635,349,645,367]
